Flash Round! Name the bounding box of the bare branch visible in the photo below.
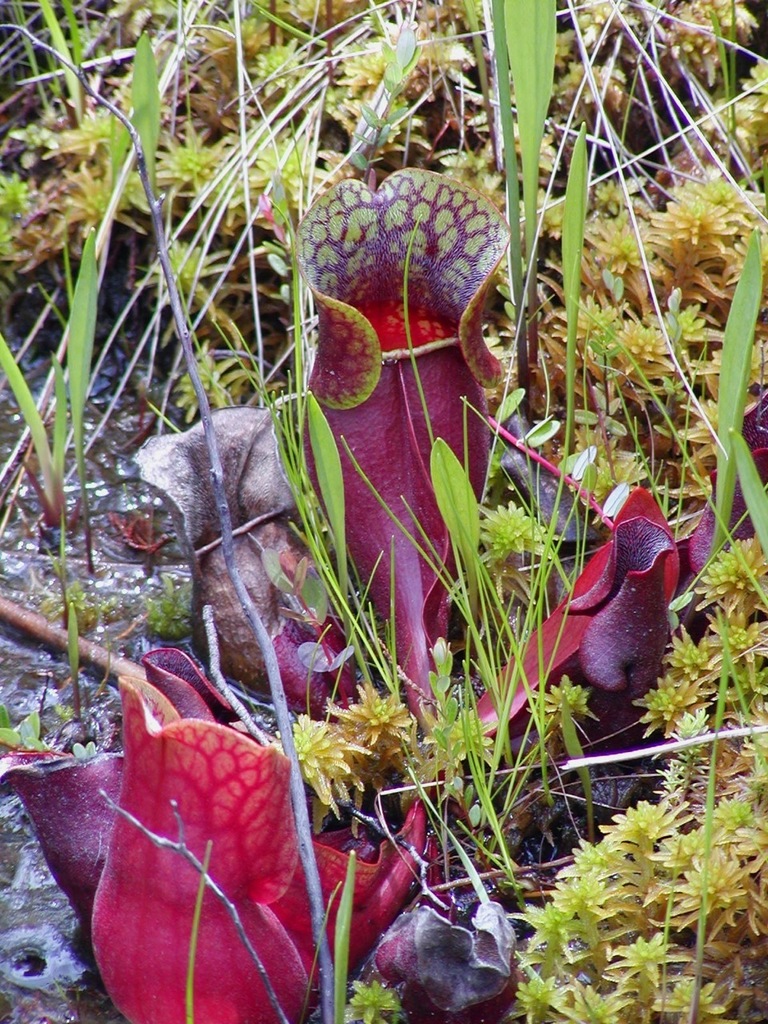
[202,604,273,746]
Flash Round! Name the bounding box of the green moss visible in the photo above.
[40,579,118,634]
[145,574,192,640]
[346,979,403,1024]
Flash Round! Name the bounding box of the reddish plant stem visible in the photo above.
[488,415,613,529]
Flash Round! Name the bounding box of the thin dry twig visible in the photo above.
[562,723,768,772]
[201,604,273,746]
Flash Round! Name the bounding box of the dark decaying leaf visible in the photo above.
[138,408,305,689]
[375,902,518,1023]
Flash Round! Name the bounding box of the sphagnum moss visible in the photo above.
[514,688,768,1021]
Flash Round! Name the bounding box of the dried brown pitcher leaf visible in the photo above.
[137,408,304,688]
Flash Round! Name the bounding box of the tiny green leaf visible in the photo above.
[300,571,329,625]
[261,548,294,593]
[307,394,348,601]
[603,482,630,520]
[496,388,526,422]
[579,462,599,493]
[572,445,597,481]
[360,103,383,130]
[383,63,403,95]
[524,417,561,448]
[395,27,418,72]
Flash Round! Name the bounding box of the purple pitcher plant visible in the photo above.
[10,164,757,1024]
[1,649,425,1024]
[297,169,509,714]
[479,488,680,747]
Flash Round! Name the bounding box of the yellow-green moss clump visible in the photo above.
[516,731,768,1024]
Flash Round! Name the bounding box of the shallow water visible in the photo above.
[0,794,124,1023]
[0,394,190,1022]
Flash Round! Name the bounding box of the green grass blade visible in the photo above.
[463,0,492,137]
[11,0,46,110]
[59,0,83,65]
[489,0,523,313]
[185,840,213,1024]
[67,599,80,680]
[0,330,58,516]
[560,697,594,843]
[38,0,83,122]
[562,123,587,457]
[68,231,97,484]
[250,2,314,42]
[690,633,731,1011]
[67,229,98,563]
[447,828,490,905]
[132,33,160,192]
[110,116,132,182]
[715,230,762,551]
[306,393,348,604]
[66,597,81,718]
[732,431,768,558]
[333,850,356,1024]
[430,437,480,613]
[505,0,556,260]
[51,359,68,494]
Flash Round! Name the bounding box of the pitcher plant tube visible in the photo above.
[1,649,426,1024]
[297,169,509,715]
[479,488,680,749]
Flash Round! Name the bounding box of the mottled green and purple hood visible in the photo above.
[297,169,508,408]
